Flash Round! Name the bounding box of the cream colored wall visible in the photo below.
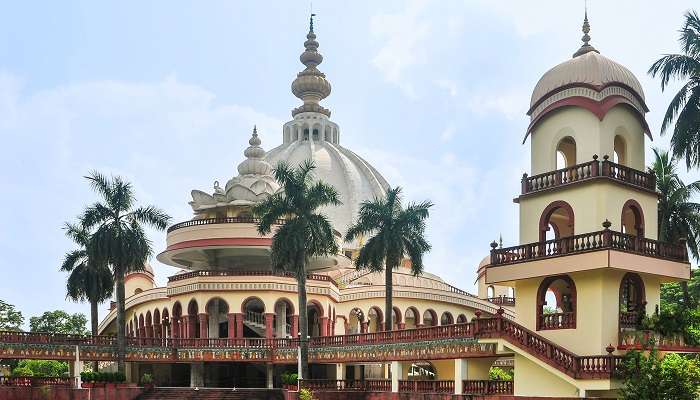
[530,105,645,175]
[519,179,658,243]
[515,270,662,355]
[432,359,455,380]
[125,275,155,298]
[514,354,579,397]
[466,358,495,380]
[335,297,476,329]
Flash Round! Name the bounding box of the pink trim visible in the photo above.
[165,237,272,252]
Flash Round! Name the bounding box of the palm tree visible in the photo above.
[652,148,700,306]
[345,187,432,331]
[61,222,114,371]
[253,160,340,380]
[80,171,170,374]
[648,10,700,168]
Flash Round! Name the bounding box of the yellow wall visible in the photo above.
[125,274,155,298]
[514,354,579,397]
[530,105,646,174]
[515,270,661,355]
[519,179,658,243]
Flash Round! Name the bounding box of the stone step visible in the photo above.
[138,387,285,400]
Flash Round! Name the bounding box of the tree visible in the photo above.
[253,160,341,379]
[29,310,89,335]
[620,349,700,400]
[345,187,432,331]
[0,300,23,331]
[648,10,700,168]
[12,360,69,377]
[79,171,170,374]
[61,222,114,339]
[652,148,700,306]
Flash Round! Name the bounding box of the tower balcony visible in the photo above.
[157,217,350,271]
[486,226,689,284]
[519,155,656,198]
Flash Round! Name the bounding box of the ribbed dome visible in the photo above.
[530,51,645,110]
[264,140,390,240]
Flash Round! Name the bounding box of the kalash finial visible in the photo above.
[572,3,599,58]
[290,13,332,117]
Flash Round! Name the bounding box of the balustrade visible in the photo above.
[521,156,655,195]
[463,380,513,395]
[168,270,335,284]
[539,312,576,330]
[487,296,516,306]
[0,376,73,387]
[398,380,454,393]
[300,379,390,391]
[167,216,285,233]
[619,311,641,329]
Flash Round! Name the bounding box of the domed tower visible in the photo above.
[264,15,390,250]
[484,14,690,397]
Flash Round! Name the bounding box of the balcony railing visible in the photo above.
[300,379,390,391]
[521,155,656,195]
[490,227,688,266]
[0,376,74,387]
[487,296,516,307]
[398,380,454,393]
[463,380,513,395]
[619,311,641,329]
[539,312,576,330]
[168,270,337,285]
[167,216,285,233]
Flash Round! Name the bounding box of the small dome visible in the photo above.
[126,262,154,278]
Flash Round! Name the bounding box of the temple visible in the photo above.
[0,13,693,399]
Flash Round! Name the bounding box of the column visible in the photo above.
[190,362,204,388]
[188,316,196,338]
[319,316,329,336]
[227,313,236,338]
[70,345,83,388]
[172,318,180,339]
[291,315,299,338]
[266,363,274,389]
[454,359,468,395]
[360,322,368,333]
[265,313,275,339]
[235,313,244,338]
[335,363,345,381]
[390,361,403,393]
[198,313,209,339]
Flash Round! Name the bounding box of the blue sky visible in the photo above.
[0,0,696,326]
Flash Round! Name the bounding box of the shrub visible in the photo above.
[489,367,513,381]
[141,373,153,384]
[11,360,68,377]
[298,388,315,400]
[80,371,94,382]
[281,371,298,385]
[620,348,700,400]
[11,366,33,377]
[116,372,126,383]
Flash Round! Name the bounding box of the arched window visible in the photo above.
[422,310,437,327]
[241,297,266,338]
[273,299,294,338]
[134,288,143,295]
[507,287,515,298]
[456,314,468,323]
[348,308,364,334]
[614,135,627,165]
[621,199,644,237]
[404,307,419,329]
[537,275,576,330]
[619,273,646,329]
[392,307,402,330]
[556,136,577,169]
[539,201,575,242]
[303,129,309,141]
[312,129,319,141]
[368,307,383,333]
[206,298,230,339]
[307,301,323,337]
[440,312,454,325]
[487,285,495,299]
[187,300,200,339]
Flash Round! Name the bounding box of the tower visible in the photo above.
[484,13,690,397]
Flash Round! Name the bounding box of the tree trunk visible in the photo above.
[385,264,394,331]
[681,281,692,307]
[90,300,99,372]
[297,267,310,380]
[116,268,126,374]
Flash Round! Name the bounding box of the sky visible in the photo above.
[0,0,697,328]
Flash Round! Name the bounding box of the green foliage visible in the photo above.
[298,388,316,400]
[141,373,153,384]
[12,360,68,377]
[80,371,126,383]
[620,349,700,400]
[649,11,700,168]
[345,186,432,330]
[281,371,298,385]
[489,367,513,381]
[29,310,89,335]
[0,300,24,331]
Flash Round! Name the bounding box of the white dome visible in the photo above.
[264,138,390,239]
[530,51,645,111]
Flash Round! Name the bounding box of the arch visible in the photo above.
[536,275,577,330]
[619,273,646,329]
[187,299,199,316]
[153,309,160,324]
[206,297,230,338]
[392,306,402,327]
[368,306,384,333]
[487,285,495,298]
[407,361,436,380]
[134,288,143,295]
[145,311,152,327]
[556,136,577,169]
[404,307,420,329]
[274,298,295,338]
[307,301,323,337]
[307,300,324,316]
[172,302,182,318]
[348,308,364,334]
[456,314,468,324]
[129,320,134,336]
[507,287,515,298]
[241,296,266,313]
[422,309,437,327]
[621,199,645,237]
[539,201,575,241]
[440,312,454,325]
[614,134,627,165]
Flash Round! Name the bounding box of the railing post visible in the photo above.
[602,220,612,247]
[602,155,610,176]
[591,154,599,176]
[606,344,615,378]
[521,173,529,194]
[473,311,481,335]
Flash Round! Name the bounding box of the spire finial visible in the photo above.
[309,12,315,33]
[253,125,257,136]
[291,13,332,117]
[572,3,599,58]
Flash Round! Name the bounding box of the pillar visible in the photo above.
[398,323,406,330]
[70,345,83,388]
[454,359,468,395]
[266,363,274,389]
[360,322,368,333]
[291,315,299,338]
[390,361,403,393]
[190,362,204,387]
[320,316,329,336]
[198,313,208,339]
[235,313,244,338]
[265,313,275,339]
[227,313,236,338]
[188,316,197,338]
[172,318,180,339]
[336,363,345,380]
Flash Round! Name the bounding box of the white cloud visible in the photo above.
[370,0,432,98]
[434,79,459,97]
[440,125,457,142]
[465,89,530,121]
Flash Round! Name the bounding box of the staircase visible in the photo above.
[243,311,266,337]
[138,388,285,400]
